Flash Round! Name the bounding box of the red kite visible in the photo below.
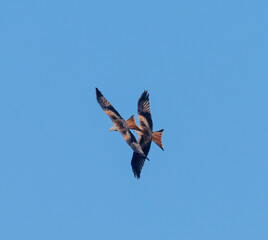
[96,88,148,161]
[126,91,164,178]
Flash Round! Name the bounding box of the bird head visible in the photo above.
[109,126,117,131]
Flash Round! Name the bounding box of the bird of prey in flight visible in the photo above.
[96,88,148,160]
[126,91,164,178]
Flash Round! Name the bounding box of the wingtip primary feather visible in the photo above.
[133,170,141,179]
[139,90,149,102]
[96,87,102,98]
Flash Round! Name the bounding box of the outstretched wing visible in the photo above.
[96,88,122,122]
[131,133,152,178]
[131,152,145,179]
[138,90,153,130]
[120,126,147,159]
[96,88,147,158]
[131,91,154,178]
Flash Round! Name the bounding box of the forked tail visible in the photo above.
[152,129,164,151]
[126,115,140,130]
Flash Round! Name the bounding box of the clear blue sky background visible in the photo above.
[1,1,267,239]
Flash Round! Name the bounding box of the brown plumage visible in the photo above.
[128,90,164,178]
[127,115,164,151]
[152,129,164,151]
[96,88,148,160]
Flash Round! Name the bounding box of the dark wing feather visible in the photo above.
[96,88,147,158]
[121,128,147,158]
[131,152,145,179]
[96,88,122,121]
[131,134,152,179]
[131,90,154,178]
[138,90,153,130]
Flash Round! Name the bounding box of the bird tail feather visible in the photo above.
[152,129,164,151]
[126,115,140,130]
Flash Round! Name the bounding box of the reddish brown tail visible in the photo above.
[126,115,140,130]
[152,129,164,151]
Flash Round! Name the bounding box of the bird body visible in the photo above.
[96,88,147,159]
[126,115,164,151]
[129,91,164,178]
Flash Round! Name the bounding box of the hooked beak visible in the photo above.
[110,127,115,131]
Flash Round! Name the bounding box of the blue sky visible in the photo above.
[1,0,268,239]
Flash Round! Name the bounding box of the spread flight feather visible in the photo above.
[129,91,164,178]
[96,88,147,159]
